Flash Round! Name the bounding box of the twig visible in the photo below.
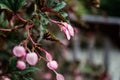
[15,13,27,23]
[0,27,12,32]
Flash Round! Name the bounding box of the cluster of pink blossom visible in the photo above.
[13,46,38,70]
[11,45,64,80]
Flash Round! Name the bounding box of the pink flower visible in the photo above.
[56,73,65,80]
[16,60,26,70]
[1,76,11,80]
[13,46,26,57]
[50,19,74,40]
[45,52,53,61]
[26,52,38,66]
[59,22,74,40]
[40,48,53,61]
[47,60,58,70]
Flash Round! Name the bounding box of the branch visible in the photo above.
[0,27,12,32]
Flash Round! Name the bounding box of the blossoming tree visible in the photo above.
[0,0,74,80]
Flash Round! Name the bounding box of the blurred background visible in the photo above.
[33,0,120,80]
[0,0,119,80]
[60,0,120,80]
[0,0,120,80]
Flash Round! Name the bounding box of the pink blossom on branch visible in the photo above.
[45,52,53,61]
[39,47,53,61]
[50,19,74,40]
[13,46,26,57]
[16,60,26,70]
[26,52,38,66]
[47,60,58,70]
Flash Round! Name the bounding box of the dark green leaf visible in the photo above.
[13,67,39,75]
[53,1,66,11]
[23,77,33,80]
[11,74,20,80]
[9,56,18,70]
[21,67,39,75]
[60,12,68,18]
[48,0,55,6]
[0,12,9,28]
[0,0,26,12]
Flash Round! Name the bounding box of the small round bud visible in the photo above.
[13,46,26,57]
[47,60,58,70]
[26,52,38,66]
[16,60,26,70]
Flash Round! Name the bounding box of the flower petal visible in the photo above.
[67,24,74,36]
[64,29,71,40]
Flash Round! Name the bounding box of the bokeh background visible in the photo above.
[0,0,119,80]
[33,0,120,80]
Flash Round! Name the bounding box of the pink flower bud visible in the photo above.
[56,73,65,80]
[13,46,26,57]
[16,60,26,70]
[26,52,38,66]
[64,22,74,36]
[47,60,58,70]
[1,76,11,80]
[46,52,53,61]
[50,19,74,40]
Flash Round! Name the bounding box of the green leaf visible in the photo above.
[38,24,45,42]
[53,1,66,11]
[0,12,9,28]
[23,77,33,80]
[0,0,26,12]
[48,0,55,6]
[11,74,20,80]
[39,12,49,25]
[21,67,39,75]
[9,56,18,70]
[0,0,12,11]
[60,12,68,18]
[13,67,39,75]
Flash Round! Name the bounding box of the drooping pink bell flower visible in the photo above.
[26,52,38,66]
[13,46,26,57]
[59,22,74,39]
[50,19,74,40]
[46,52,53,61]
[16,60,26,70]
[40,48,53,61]
[1,76,11,80]
[56,73,65,80]
[47,60,58,70]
